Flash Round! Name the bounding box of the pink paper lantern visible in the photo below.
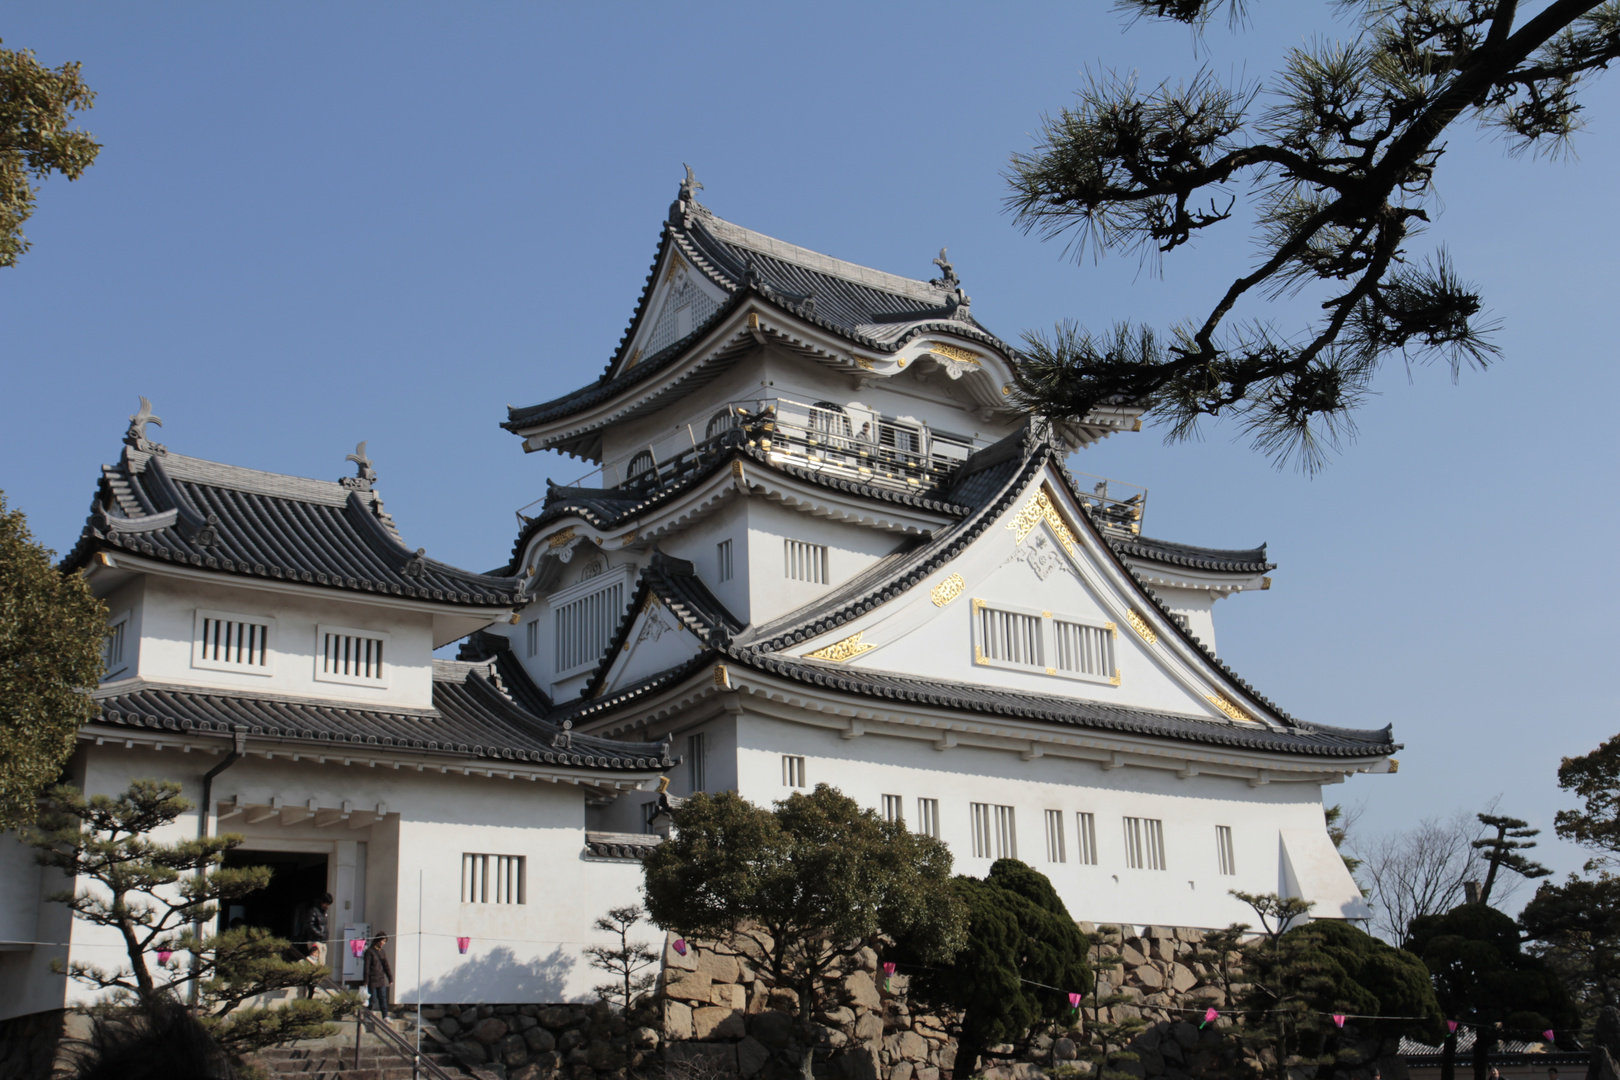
[351,938,367,958]
[883,962,896,975]
[457,936,470,955]
[1068,992,1082,1008]
[1543,1030,1556,1043]
[156,949,173,965]
[1447,1021,1459,1033]
[1333,1015,1346,1029]
[672,938,688,957]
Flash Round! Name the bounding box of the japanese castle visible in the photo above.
[0,173,1393,1017]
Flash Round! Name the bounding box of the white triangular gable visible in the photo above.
[595,595,705,696]
[615,249,730,377]
[790,463,1280,729]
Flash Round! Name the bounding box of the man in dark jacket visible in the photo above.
[364,933,393,1014]
[296,893,333,997]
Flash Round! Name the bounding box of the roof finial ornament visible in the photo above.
[124,396,167,454]
[930,248,973,319]
[931,248,960,289]
[341,441,377,491]
[401,547,426,577]
[670,163,705,225]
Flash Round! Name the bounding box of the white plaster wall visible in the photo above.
[1146,585,1219,655]
[731,712,1362,930]
[658,498,750,624]
[0,740,656,1017]
[744,500,904,628]
[133,576,437,711]
[100,576,146,683]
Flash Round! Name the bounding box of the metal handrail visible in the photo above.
[357,1005,460,1080]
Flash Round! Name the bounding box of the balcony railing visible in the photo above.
[516,397,1147,534]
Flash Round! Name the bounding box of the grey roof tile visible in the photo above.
[1113,535,1275,574]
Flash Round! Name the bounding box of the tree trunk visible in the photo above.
[953,1037,982,1080]
[1440,1031,1456,1080]
[1471,1027,1492,1080]
[798,975,817,1080]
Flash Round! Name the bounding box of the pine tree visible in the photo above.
[585,904,659,1013]
[26,780,356,1059]
[1472,813,1551,904]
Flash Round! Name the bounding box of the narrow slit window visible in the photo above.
[782,755,806,788]
[917,798,940,839]
[1124,816,1166,870]
[687,732,707,792]
[1076,812,1098,866]
[1215,825,1236,876]
[972,803,1016,859]
[784,540,828,584]
[1052,619,1116,678]
[104,617,128,677]
[717,539,734,583]
[317,625,388,686]
[461,853,525,904]
[1045,809,1066,864]
[882,795,904,824]
[976,606,1043,667]
[525,620,539,659]
[193,610,274,675]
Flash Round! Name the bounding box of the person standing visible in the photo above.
[297,892,333,997]
[364,933,394,1015]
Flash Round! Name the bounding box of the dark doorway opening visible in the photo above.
[218,849,329,941]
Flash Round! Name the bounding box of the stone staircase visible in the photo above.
[250,1012,484,1080]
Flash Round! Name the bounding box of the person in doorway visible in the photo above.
[297,893,333,997]
[364,933,393,1015]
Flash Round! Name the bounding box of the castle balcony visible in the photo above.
[516,396,1147,534]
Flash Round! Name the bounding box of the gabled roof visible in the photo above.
[503,182,1015,436]
[1114,535,1274,575]
[501,437,971,575]
[64,442,522,608]
[92,659,674,772]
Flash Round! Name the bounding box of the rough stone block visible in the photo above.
[1053,1037,1078,1061]
[1156,939,1177,962]
[524,1025,557,1052]
[854,1012,884,1046]
[499,1034,530,1067]
[737,1036,771,1078]
[1169,965,1198,993]
[835,1048,880,1080]
[895,1032,928,1062]
[844,971,882,1010]
[558,1029,586,1052]
[474,1018,510,1044]
[1120,943,1148,967]
[1136,965,1165,990]
[511,1065,542,1080]
[631,1026,661,1050]
[1147,925,1176,941]
[693,1006,747,1040]
[439,1016,463,1039]
[711,984,747,1010]
[698,951,742,984]
[666,1001,694,1041]
[821,1006,857,1027]
[748,1009,795,1050]
[665,932,699,972]
[539,1006,578,1028]
[890,1063,915,1080]
[1170,1022,1199,1049]
[856,946,880,973]
[666,970,714,1002]
[937,1045,956,1072]
[449,1040,489,1066]
[916,1068,939,1080]
[587,1040,626,1070]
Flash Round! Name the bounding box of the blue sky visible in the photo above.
[5,3,1617,902]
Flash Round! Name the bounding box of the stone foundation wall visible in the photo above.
[0,1009,69,1080]
[420,1000,662,1080]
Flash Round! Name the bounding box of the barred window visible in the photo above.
[783,755,806,788]
[104,616,129,677]
[882,795,904,824]
[975,606,1043,667]
[317,625,388,686]
[193,609,274,675]
[1123,817,1166,871]
[688,732,707,792]
[461,853,525,904]
[971,600,1120,685]
[917,798,940,839]
[784,540,828,584]
[1076,812,1098,866]
[1052,619,1116,679]
[525,619,539,659]
[1215,825,1236,876]
[552,576,626,676]
[1044,809,1066,863]
[971,803,1016,859]
[717,539,734,583]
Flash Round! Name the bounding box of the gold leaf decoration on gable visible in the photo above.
[663,253,687,284]
[642,593,662,613]
[927,342,982,365]
[1125,609,1157,644]
[855,357,876,370]
[1006,485,1078,557]
[546,527,577,550]
[930,573,965,607]
[619,531,638,546]
[624,347,643,370]
[1206,693,1255,724]
[805,632,876,664]
[1110,669,1122,687]
[714,664,730,689]
[731,461,746,480]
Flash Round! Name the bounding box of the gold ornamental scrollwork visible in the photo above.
[805,632,876,664]
[930,573,965,607]
[714,664,731,689]
[1125,609,1157,644]
[1206,693,1254,724]
[1006,484,1078,557]
[663,253,687,284]
[926,343,982,365]
[546,527,577,550]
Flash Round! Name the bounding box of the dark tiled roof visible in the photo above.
[64,448,522,608]
[501,441,967,574]
[92,662,672,771]
[727,652,1397,759]
[584,832,663,861]
[1113,535,1274,574]
[581,551,742,701]
[503,197,1016,435]
[456,631,555,716]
